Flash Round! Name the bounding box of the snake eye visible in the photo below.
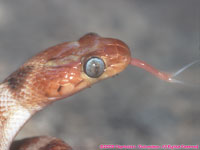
[84,57,105,78]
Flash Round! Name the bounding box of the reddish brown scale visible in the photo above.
[6,66,34,91]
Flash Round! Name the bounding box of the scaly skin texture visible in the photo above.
[0,33,131,150]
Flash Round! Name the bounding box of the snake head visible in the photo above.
[25,33,131,102]
[5,33,131,109]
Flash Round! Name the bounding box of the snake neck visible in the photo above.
[0,82,36,150]
[0,65,60,150]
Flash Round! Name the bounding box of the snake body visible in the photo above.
[0,33,131,150]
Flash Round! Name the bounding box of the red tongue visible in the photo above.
[130,58,172,82]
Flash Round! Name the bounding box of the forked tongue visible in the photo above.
[130,58,200,84]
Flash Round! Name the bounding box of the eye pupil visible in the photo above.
[84,57,105,78]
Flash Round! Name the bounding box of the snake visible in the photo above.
[0,33,182,150]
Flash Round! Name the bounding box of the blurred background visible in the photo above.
[0,0,200,149]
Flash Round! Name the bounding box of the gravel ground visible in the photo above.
[0,0,200,149]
